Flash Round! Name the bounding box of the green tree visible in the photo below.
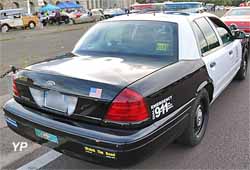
[137,0,147,3]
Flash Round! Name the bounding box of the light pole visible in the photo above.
[27,0,31,15]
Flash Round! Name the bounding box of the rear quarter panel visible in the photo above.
[129,60,212,123]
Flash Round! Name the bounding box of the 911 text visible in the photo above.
[151,96,174,120]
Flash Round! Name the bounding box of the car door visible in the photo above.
[192,17,233,99]
[207,16,242,82]
[13,14,24,27]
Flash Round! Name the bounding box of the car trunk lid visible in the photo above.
[13,53,163,124]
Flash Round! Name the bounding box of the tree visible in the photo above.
[137,0,147,3]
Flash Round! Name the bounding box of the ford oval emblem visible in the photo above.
[45,80,56,88]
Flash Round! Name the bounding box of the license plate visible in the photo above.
[44,90,67,112]
[35,128,58,144]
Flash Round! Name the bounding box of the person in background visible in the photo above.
[40,12,49,27]
[55,10,61,25]
[38,12,43,27]
[61,9,67,16]
[124,8,129,14]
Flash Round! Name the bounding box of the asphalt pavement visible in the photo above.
[0,21,249,170]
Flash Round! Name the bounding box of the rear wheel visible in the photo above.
[70,19,76,24]
[100,16,105,21]
[1,24,9,32]
[235,51,248,80]
[177,89,209,146]
[48,19,54,25]
[64,18,70,24]
[28,21,36,29]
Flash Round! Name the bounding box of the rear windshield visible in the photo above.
[73,21,178,61]
[226,8,250,16]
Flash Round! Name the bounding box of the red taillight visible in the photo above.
[12,78,20,96]
[105,88,149,122]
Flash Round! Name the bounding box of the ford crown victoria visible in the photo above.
[3,12,249,165]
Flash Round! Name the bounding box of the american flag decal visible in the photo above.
[89,88,102,98]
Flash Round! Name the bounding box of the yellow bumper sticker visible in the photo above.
[105,151,116,159]
[84,146,96,153]
[84,146,116,159]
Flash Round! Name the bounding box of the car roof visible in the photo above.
[0,8,24,14]
[164,2,202,4]
[230,7,250,9]
[105,12,218,24]
[91,8,102,11]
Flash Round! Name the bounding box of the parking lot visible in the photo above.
[0,18,250,170]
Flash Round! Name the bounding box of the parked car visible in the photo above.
[205,3,215,11]
[70,12,95,24]
[130,3,165,12]
[221,7,250,34]
[65,10,82,23]
[104,8,125,18]
[91,8,105,21]
[0,9,39,32]
[48,13,70,25]
[215,5,225,11]
[164,2,206,13]
[3,12,248,165]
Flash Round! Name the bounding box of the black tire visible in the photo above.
[235,51,248,80]
[100,16,105,21]
[177,89,209,146]
[64,18,70,24]
[48,19,54,25]
[28,21,36,29]
[70,19,76,24]
[1,24,9,32]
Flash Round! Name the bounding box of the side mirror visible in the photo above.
[233,30,246,39]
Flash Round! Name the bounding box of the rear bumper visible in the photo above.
[3,99,191,164]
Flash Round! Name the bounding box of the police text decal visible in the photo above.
[151,96,174,120]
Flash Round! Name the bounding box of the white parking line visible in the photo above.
[16,150,62,170]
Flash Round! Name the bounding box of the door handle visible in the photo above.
[229,50,233,55]
[210,62,216,68]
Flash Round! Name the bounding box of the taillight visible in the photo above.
[105,88,149,123]
[12,78,20,97]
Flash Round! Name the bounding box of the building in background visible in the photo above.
[0,0,137,12]
[80,0,136,9]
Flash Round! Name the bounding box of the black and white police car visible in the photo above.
[3,12,249,164]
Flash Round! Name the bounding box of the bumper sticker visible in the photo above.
[84,146,116,159]
[89,87,102,98]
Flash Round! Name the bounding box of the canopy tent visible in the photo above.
[39,4,60,12]
[57,2,81,9]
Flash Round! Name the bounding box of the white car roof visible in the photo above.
[105,12,218,23]
[102,12,220,60]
